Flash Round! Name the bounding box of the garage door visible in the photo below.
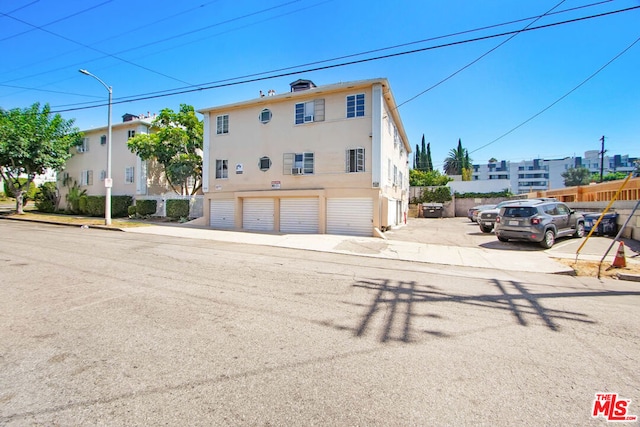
[210,199,235,229]
[387,198,398,227]
[243,198,275,231]
[326,198,373,237]
[280,198,319,233]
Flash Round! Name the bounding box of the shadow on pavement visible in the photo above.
[346,277,640,344]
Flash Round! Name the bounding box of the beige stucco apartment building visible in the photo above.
[58,113,167,204]
[198,78,411,237]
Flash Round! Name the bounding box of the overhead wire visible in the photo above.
[468,34,640,156]
[396,0,568,108]
[48,4,640,113]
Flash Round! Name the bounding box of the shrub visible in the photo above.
[34,182,59,213]
[78,195,88,214]
[128,205,137,216]
[412,186,452,204]
[166,199,189,219]
[112,196,133,218]
[135,199,157,216]
[455,190,512,199]
[85,196,105,217]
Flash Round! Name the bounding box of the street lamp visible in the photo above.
[79,69,112,225]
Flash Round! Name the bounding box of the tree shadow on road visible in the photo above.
[348,278,640,343]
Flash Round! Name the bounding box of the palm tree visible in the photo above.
[444,139,471,175]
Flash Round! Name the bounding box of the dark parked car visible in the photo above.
[467,204,495,222]
[494,200,585,248]
[477,198,557,233]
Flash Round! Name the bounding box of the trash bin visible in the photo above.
[584,212,618,236]
[422,203,443,218]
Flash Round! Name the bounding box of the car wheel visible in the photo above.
[480,224,493,233]
[540,229,555,248]
[573,222,585,238]
[497,236,509,242]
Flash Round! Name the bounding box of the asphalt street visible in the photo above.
[1,220,639,426]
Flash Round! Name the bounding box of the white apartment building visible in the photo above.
[471,150,638,194]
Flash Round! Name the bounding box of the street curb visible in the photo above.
[0,215,124,231]
[616,273,640,282]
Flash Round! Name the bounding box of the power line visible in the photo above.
[468,35,640,156]
[0,8,195,87]
[396,0,569,108]
[50,4,640,113]
[0,0,114,43]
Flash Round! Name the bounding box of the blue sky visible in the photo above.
[1,0,638,170]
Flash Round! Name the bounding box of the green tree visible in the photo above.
[409,169,452,186]
[420,135,427,171]
[425,142,433,172]
[127,104,203,195]
[414,144,420,170]
[443,138,472,179]
[561,166,591,186]
[0,103,81,214]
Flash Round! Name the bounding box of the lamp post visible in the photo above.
[79,69,112,225]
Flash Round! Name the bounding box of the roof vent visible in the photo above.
[290,79,316,92]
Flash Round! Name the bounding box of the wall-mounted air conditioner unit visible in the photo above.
[292,167,303,175]
[304,115,314,123]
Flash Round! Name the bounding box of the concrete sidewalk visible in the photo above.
[123,223,575,274]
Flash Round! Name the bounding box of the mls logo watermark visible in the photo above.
[592,393,638,422]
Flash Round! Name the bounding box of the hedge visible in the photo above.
[79,195,133,217]
[166,199,189,219]
[135,199,157,216]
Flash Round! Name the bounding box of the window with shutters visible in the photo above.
[77,137,89,153]
[215,159,228,179]
[283,152,314,175]
[80,170,93,186]
[216,114,229,134]
[127,130,136,139]
[125,167,135,184]
[346,148,365,173]
[346,94,365,118]
[294,99,324,124]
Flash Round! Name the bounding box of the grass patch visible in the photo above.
[2,211,151,228]
[556,258,640,278]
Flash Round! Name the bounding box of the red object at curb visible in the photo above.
[612,242,627,268]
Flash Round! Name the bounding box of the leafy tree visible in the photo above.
[488,157,498,163]
[594,171,631,182]
[561,166,591,186]
[127,104,203,195]
[409,169,452,186]
[0,103,81,214]
[443,138,472,179]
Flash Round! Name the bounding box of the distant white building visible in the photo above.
[471,150,637,194]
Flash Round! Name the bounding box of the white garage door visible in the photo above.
[280,198,319,234]
[243,198,275,231]
[387,198,398,227]
[326,198,373,237]
[210,199,235,229]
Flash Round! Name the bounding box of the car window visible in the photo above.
[503,207,537,217]
[543,205,558,215]
[556,204,569,215]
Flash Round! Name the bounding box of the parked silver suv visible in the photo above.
[478,198,557,233]
[494,200,585,248]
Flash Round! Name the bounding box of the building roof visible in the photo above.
[197,78,411,153]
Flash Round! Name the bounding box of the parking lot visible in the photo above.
[386,216,640,260]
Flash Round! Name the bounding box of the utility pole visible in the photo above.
[599,135,606,183]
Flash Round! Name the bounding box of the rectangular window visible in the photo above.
[215,159,228,179]
[346,148,365,173]
[216,114,229,134]
[125,167,135,184]
[127,130,136,139]
[100,170,106,181]
[100,135,107,145]
[283,152,314,175]
[294,99,324,124]
[393,165,398,186]
[346,94,365,118]
[80,170,93,186]
[388,159,392,182]
[77,137,89,153]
